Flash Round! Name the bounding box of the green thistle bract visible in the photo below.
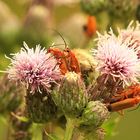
[81,101,109,127]
[26,89,57,123]
[81,0,107,15]
[52,72,88,118]
[106,0,137,19]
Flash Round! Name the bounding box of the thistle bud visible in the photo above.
[26,89,57,123]
[20,5,51,45]
[106,0,137,19]
[24,5,50,32]
[81,101,109,127]
[0,74,24,114]
[52,72,88,117]
[73,49,97,86]
[81,0,107,15]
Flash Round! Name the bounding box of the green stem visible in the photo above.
[64,118,75,140]
[6,116,11,140]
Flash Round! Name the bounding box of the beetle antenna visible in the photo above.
[52,29,68,49]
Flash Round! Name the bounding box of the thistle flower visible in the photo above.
[119,21,140,58]
[93,31,140,85]
[7,42,62,93]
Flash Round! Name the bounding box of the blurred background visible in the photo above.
[0,0,140,140]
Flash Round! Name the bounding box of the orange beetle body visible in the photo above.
[48,47,80,75]
[107,97,140,112]
[107,84,140,112]
[63,48,81,73]
[48,48,68,75]
[110,84,140,103]
[83,16,97,38]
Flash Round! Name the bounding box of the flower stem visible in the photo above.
[64,118,75,140]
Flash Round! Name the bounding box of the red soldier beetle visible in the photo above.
[107,97,140,112]
[109,84,140,103]
[83,16,97,38]
[48,31,81,75]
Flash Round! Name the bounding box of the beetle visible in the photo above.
[107,97,140,112]
[48,31,81,75]
[109,84,140,103]
[83,16,97,38]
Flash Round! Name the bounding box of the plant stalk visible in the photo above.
[64,118,75,140]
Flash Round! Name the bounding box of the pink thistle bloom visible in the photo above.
[7,42,62,93]
[93,31,140,85]
[119,21,140,58]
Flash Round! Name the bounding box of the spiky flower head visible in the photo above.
[52,72,88,117]
[119,21,140,58]
[7,42,62,93]
[93,31,140,85]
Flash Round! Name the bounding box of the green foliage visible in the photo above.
[0,0,140,140]
[102,116,120,139]
[31,124,43,140]
[0,115,10,140]
[81,0,107,15]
